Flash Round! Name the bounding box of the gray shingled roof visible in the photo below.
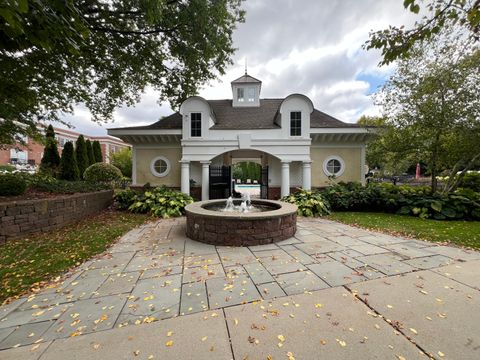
[111,98,359,131]
[231,74,262,84]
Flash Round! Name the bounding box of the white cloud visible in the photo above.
[61,0,418,134]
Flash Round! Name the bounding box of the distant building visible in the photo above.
[0,127,130,166]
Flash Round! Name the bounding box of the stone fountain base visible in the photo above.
[185,199,297,246]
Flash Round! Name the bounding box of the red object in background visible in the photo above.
[415,163,421,179]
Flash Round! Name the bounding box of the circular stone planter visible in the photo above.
[185,199,297,246]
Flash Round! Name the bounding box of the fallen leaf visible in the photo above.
[167,331,173,337]
[202,336,208,342]
[277,335,285,342]
[409,328,418,334]
[165,340,173,347]
[438,351,445,357]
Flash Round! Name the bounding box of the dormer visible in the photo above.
[231,73,261,107]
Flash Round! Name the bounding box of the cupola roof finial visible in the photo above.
[245,58,247,75]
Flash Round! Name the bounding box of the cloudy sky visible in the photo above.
[60,0,418,136]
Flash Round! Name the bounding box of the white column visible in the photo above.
[201,161,211,201]
[180,161,190,195]
[302,161,312,190]
[361,145,366,186]
[281,161,291,197]
[131,146,137,185]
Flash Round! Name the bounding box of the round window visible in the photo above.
[150,156,170,177]
[323,156,345,177]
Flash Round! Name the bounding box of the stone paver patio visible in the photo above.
[0,217,479,359]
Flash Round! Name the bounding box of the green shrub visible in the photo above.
[128,186,194,218]
[85,139,95,166]
[281,189,331,217]
[40,124,60,176]
[0,173,27,196]
[111,147,132,178]
[93,140,103,162]
[114,188,138,210]
[60,142,80,180]
[0,164,16,173]
[75,135,89,178]
[84,163,122,183]
[321,182,480,220]
[458,172,480,192]
[32,179,110,194]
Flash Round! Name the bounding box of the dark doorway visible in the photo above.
[209,165,231,199]
[260,166,269,199]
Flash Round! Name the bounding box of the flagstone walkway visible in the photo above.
[1,217,479,359]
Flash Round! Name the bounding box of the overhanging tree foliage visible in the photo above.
[40,125,60,175]
[375,26,480,192]
[365,0,480,65]
[0,0,245,144]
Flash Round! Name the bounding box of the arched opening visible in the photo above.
[232,161,262,198]
[207,149,273,200]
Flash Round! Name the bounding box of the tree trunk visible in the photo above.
[443,152,480,193]
[430,133,441,193]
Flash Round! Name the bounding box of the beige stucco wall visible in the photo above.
[311,147,362,187]
[136,147,182,186]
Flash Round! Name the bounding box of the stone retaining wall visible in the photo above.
[0,190,113,244]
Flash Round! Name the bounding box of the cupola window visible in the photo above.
[237,88,245,102]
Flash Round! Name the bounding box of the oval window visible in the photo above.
[323,156,345,177]
[150,156,170,177]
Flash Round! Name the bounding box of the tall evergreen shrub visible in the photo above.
[75,135,89,177]
[60,142,79,180]
[40,125,60,175]
[93,140,103,162]
[85,139,95,166]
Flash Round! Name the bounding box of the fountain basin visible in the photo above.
[185,199,297,246]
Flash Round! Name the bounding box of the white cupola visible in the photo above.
[231,72,262,107]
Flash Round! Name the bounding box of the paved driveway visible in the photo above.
[0,217,479,359]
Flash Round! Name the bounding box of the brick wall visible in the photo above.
[267,187,299,200]
[0,190,113,245]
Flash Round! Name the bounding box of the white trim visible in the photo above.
[180,161,190,194]
[108,129,182,136]
[135,145,181,149]
[189,112,203,139]
[289,110,302,138]
[150,156,171,177]
[311,144,363,148]
[323,155,345,177]
[132,147,137,185]
[310,128,370,134]
[360,145,366,186]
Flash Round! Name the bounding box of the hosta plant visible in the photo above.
[281,189,331,217]
[128,186,194,218]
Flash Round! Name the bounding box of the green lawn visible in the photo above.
[328,212,480,250]
[0,210,149,304]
